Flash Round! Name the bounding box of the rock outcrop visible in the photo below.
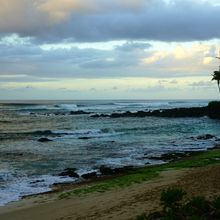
[90,102,220,119]
[37,137,53,142]
[59,168,79,178]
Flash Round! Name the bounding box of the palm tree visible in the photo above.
[212,53,220,93]
[212,70,220,93]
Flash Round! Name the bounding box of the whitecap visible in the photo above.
[0,175,74,206]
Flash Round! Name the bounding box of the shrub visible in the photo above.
[137,189,220,219]
[213,195,220,210]
[160,188,186,211]
[136,213,148,220]
[184,196,210,216]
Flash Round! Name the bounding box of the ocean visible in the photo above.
[0,100,220,206]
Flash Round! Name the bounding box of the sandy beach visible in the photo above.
[1,162,220,220]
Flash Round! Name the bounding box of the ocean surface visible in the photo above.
[0,100,220,206]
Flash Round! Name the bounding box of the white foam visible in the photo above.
[97,156,149,168]
[57,104,78,110]
[114,102,169,107]
[80,105,123,111]
[0,175,74,206]
[53,129,101,135]
[114,100,209,110]
[52,129,124,139]
[77,168,99,176]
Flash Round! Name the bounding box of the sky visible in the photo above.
[1,0,220,100]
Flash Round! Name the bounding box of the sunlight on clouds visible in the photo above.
[37,0,147,23]
[173,46,192,59]
[142,43,217,74]
[203,57,214,65]
[37,0,92,22]
[0,0,29,29]
[143,51,168,64]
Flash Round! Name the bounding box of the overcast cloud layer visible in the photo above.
[0,0,220,42]
[0,0,220,99]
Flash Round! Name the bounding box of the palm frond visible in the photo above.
[212,70,220,93]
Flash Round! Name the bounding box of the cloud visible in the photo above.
[0,39,218,82]
[80,58,125,69]
[0,0,220,43]
[115,41,152,52]
[0,40,152,79]
[188,80,214,87]
[38,0,148,22]
[142,43,217,76]
[37,0,93,22]
[0,0,46,35]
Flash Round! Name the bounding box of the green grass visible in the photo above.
[165,149,220,169]
[59,149,220,199]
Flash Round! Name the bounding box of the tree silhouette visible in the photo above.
[212,70,220,93]
[212,54,220,93]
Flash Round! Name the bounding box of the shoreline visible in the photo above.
[1,146,219,205]
[18,147,215,200]
[1,148,220,219]
[0,134,218,207]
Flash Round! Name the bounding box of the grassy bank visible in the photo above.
[59,148,220,199]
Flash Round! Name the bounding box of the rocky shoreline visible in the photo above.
[3,161,220,220]
[50,140,220,191]
[20,101,220,120]
[91,101,220,119]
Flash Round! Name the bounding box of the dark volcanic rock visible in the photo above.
[113,166,134,174]
[91,107,208,118]
[90,113,109,118]
[81,172,97,179]
[78,137,91,140]
[69,110,91,115]
[37,137,53,142]
[196,134,215,140]
[33,130,53,136]
[99,166,114,175]
[147,151,202,162]
[155,107,208,118]
[208,101,220,119]
[99,165,134,176]
[160,152,191,161]
[6,152,23,157]
[59,168,79,178]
